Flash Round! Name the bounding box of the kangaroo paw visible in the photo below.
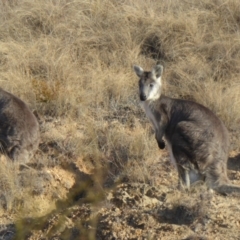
[157,139,165,149]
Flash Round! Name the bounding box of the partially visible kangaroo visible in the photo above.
[133,64,240,195]
[0,88,40,164]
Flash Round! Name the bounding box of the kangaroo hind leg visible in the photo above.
[173,146,204,190]
[205,160,240,195]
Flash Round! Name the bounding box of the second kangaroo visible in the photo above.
[0,88,39,164]
[133,64,240,195]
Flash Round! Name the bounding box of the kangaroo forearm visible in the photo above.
[155,129,165,149]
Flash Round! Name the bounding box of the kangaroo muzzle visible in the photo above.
[140,93,147,101]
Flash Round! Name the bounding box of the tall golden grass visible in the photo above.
[0,0,240,234]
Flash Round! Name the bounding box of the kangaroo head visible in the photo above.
[133,64,163,101]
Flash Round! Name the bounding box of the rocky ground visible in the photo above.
[19,160,240,240]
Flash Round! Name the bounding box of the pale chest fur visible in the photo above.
[140,101,159,132]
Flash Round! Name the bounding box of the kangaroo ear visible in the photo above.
[133,65,144,78]
[152,64,163,78]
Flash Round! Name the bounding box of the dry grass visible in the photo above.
[0,0,240,238]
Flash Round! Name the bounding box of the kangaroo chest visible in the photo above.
[140,101,159,132]
[140,101,178,168]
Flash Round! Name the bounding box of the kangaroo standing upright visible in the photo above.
[133,64,240,194]
[0,88,40,163]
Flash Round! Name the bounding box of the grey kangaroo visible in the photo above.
[133,64,240,195]
[0,88,39,163]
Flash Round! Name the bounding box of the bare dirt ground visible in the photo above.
[21,155,240,239]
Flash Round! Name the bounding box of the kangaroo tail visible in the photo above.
[214,184,240,195]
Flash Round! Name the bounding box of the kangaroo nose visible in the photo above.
[140,94,147,101]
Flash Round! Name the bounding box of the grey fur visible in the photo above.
[133,64,240,195]
[0,88,40,163]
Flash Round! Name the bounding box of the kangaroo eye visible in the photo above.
[149,83,154,88]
